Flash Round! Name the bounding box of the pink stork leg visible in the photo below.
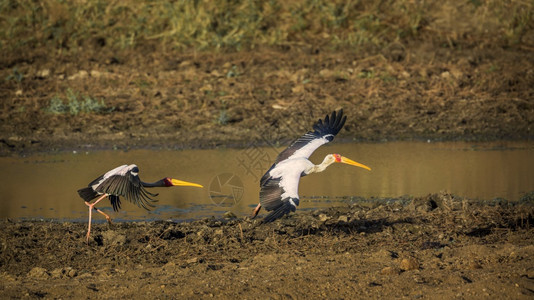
[84,194,109,243]
[251,203,262,218]
[94,207,112,224]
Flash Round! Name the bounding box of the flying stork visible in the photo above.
[77,164,203,242]
[252,109,371,222]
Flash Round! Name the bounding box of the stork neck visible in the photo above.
[310,157,336,174]
[141,179,165,188]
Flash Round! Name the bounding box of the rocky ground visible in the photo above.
[1,193,533,299]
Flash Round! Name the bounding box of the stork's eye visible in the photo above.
[164,178,172,186]
[333,154,341,162]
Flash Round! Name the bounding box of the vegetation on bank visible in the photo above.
[0,0,531,55]
[45,88,112,115]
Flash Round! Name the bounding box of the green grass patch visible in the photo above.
[45,89,113,115]
[5,67,24,83]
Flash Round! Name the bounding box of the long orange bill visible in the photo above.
[171,179,204,188]
[339,156,371,171]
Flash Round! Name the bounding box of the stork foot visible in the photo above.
[94,207,113,225]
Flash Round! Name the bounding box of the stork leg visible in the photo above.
[93,207,112,224]
[84,194,108,243]
[251,203,262,218]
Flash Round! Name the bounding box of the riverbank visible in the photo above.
[1,44,533,157]
[1,194,533,298]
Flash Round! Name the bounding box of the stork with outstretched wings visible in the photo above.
[252,109,371,222]
[78,164,203,242]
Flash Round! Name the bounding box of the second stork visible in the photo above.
[252,109,371,222]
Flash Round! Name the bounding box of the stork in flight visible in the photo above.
[77,164,203,242]
[252,109,371,222]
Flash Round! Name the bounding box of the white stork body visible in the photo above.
[270,158,312,199]
[253,109,371,222]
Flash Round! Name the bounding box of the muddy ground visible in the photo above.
[1,43,533,156]
[1,193,533,299]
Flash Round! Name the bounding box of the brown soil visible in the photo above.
[1,194,533,299]
[1,43,533,156]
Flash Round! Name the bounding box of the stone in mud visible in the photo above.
[186,257,199,264]
[468,261,483,270]
[381,266,401,275]
[337,215,349,223]
[28,267,49,279]
[318,214,329,222]
[51,267,77,279]
[400,258,419,271]
[223,211,237,219]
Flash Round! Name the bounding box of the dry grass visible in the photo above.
[1,0,531,56]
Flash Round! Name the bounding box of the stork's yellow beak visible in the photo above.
[339,156,371,171]
[171,179,203,188]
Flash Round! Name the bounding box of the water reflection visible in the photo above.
[0,141,532,221]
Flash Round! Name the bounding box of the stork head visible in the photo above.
[163,177,204,188]
[331,154,371,171]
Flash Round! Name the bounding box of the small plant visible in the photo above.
[66,89,81,115]
[217,110,228,125]
[46,96,66,114]
[45,89,112,115]
[226,65,240,78]
[380,73,396,83]
[217,98,229,125]
[358,70,374,79]
[5,67,24,83]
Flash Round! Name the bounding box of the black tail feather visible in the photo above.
[262,200,297,223]
[77,187,98,202]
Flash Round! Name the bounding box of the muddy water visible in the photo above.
[0,141,533,221]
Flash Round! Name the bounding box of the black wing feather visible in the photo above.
[259,176,300,222]
[87,166,158,211]
[262,199,298,223]
[109,195,122,212]
[259,177,284,211]
[274,109,346,163]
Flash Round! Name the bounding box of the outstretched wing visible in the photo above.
[274,109,346,164]
[259,163,302,222]
[91,164,158,211]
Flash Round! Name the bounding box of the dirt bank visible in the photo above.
[1,194,533,299]
[1,44,533,156]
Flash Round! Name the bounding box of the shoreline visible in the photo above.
[1,197,533,298]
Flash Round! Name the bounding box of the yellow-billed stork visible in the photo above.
[252,109,371,222]
[77,164,203,242]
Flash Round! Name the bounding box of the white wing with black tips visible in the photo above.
[259,162,304,223]
[259,110,347,222]
[260,110,347,222]
[274,109,346,164]
[260,159,308,206]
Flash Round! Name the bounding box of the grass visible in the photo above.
[4,67,24,83]
[0,0,531,56]
[45,89,112,115]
